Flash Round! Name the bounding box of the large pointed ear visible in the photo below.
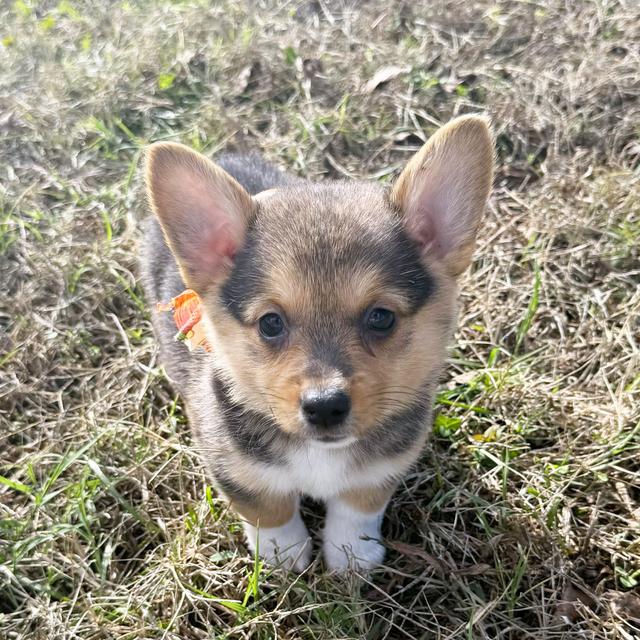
[145,142,255,292]
[390,115,494,277]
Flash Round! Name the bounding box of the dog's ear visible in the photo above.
[390,115,493,277]
[145,142,254,292]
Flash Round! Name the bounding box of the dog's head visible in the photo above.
[146,116,493,448]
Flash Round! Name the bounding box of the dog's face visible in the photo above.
[146,116,493,447]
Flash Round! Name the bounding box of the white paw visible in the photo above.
[323,499,386,572]
[243,511,312,572]
[323,533,385,572]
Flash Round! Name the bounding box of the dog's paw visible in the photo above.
[243,511,312,572]
[323,533,385,572]
[323,500,386,572]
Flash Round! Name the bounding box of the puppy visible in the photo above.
[140,115,493,572]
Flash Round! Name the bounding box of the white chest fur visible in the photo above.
[255,442,409,500]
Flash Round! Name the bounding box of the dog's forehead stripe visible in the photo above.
[307,323,354,377]
[288,234,435,311]
[219,188,436,319]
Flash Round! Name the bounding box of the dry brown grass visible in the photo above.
[1,1,639,638]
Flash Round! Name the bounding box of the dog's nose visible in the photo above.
[301,389,351,428]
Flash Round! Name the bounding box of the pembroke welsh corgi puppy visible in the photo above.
[141,115,494,572]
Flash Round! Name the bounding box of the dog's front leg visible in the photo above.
[323,485,395,572]
[233,494,312,572]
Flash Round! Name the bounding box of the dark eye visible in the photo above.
[259,312,286,339]
[365,308,395,334]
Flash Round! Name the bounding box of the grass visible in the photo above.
[1,0,639,638]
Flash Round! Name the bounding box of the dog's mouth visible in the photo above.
[308,434,358,449]
[299,414,357,448]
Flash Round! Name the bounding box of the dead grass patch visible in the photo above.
[1,1,638,638]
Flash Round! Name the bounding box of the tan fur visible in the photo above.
[229,494,295,529]
[340,485,396,513]
[242,262,390,325]
[352,261,457,436]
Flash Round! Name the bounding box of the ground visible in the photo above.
[1,1,639,638]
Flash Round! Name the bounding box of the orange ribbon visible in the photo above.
[157,289,211,352]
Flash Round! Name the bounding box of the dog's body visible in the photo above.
[141,116,493,571]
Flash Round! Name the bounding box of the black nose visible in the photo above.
[301,389,351,428]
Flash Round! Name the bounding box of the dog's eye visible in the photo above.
[258,312,285,339]
[365,308,395,334]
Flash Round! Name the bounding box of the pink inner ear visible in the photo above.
[169,171,244,277]
[406,179,454,258]
[197,219,238,273]
[407,207,436,249]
